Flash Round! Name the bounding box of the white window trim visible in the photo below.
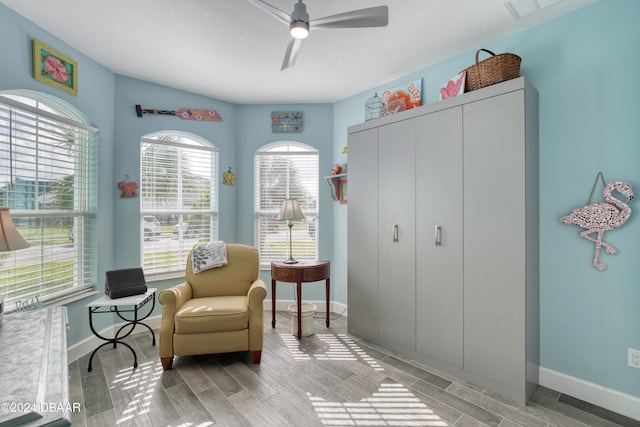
[140,132,219,278]
[254,142,319,269]
[0,93,98,310]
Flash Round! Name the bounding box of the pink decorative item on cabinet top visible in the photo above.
[439,72,466,100]
[560,173,634,271]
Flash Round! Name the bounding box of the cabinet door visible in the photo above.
[415,107,464,367]
[463,90,526,389]
[377,120,416,350]
[347,128,379,339]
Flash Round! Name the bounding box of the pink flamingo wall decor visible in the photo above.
[560,181,634,271]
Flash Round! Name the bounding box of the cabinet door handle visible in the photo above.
[393,224,399,242]
[435,225,442,246]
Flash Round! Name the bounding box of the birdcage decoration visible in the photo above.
[365,92,384,121]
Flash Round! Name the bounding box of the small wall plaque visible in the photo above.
[272,111,302,133]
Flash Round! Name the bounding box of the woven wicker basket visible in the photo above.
[463,49,521,92]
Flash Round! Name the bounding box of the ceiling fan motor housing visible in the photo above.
[291,0,309,23]
[290,1,310,38]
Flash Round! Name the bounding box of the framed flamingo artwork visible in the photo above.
[32,39,78,96]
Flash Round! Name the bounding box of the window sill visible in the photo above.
[144,271,185,282]
[6,288,98,314]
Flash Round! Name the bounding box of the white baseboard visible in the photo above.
[68,300,347,363]
[539,367,640,421]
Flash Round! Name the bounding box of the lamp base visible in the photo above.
[283,258,299,264]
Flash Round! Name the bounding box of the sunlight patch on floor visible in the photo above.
[309,383,448,426]
[110,360,175,425]
[281,332,384,371]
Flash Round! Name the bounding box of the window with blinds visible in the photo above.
[0,93,98,311]
[140,134,218,276]
[255,143,318,268]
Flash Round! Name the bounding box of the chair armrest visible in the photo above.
[247,279,267,351]
[247,279,267,309]
[158,282,193,358]
[159,281,193,313]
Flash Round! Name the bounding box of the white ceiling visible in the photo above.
[2,0,595,104]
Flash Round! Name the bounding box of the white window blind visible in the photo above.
[0,94,98,310]
[255,143,318,268]
[140,135,218,275]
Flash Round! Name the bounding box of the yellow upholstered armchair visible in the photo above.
[158,243,267,370]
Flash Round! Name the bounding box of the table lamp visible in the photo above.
[277,199,305,264]
[0,207,31,322]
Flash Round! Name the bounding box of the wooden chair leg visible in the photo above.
[251,350,262,364]
[161,357,173,370]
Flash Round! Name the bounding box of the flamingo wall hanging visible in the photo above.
[560,172,634,271]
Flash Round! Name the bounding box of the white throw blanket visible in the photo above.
[191,241,227,274]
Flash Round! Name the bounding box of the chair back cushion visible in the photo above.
[186,243,259,298]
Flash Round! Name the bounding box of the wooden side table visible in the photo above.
[271,260,330,339]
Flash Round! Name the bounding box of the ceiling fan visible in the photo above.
[246,0,389,70]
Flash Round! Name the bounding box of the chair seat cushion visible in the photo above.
[174,296,248,334]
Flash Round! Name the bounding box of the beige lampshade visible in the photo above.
[277,199,306,221]
[0,208,31,251]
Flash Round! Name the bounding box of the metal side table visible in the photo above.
[86,288,156,371]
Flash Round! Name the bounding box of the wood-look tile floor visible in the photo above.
[68,312,640,427]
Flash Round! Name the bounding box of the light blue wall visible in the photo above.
[333,0,640,398]
[112,75,238,266]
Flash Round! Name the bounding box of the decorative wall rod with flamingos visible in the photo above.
[560,173,634,271]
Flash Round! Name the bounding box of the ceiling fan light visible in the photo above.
[290,21,309,39]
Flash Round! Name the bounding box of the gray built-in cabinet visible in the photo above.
[347,77,539,404]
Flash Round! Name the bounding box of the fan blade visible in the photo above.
[281,38,303,70]
[310,6,388,29]
[246,0,291,26]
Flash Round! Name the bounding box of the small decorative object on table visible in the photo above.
[332,164,343,175]
[105,267,147,298]
[462,48,521,92]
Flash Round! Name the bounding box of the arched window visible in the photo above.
[254,142,319,267]
[0,91,98,310]
[140,132,218,275]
